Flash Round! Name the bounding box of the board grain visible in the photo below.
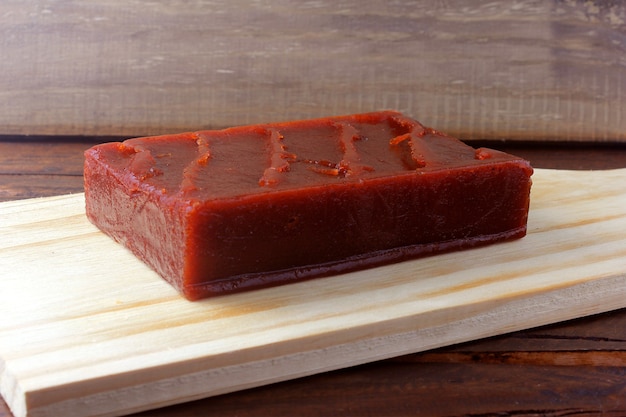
[1,167,626,417]
[1,0,625,141]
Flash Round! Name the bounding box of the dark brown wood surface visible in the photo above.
[1,137,626,416]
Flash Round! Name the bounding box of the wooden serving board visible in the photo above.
[1,168,626,417]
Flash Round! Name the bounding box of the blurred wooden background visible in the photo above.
[0,0,624,141]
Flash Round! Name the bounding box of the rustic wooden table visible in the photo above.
[1,137,626,416]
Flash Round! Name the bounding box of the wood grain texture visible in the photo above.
[132,361,626,416]
[0,0,624,141]
[1,168,625,417]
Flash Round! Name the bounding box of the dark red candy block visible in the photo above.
[84,111,533,300]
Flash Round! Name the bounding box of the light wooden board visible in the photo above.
[1,168,626,417]
[1,0,625,141]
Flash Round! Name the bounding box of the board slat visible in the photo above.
[1,168,626,417]
[1,0,625,141]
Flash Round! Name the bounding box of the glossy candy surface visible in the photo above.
[84,111,533,300]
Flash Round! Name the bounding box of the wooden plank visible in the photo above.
[0,0,624,141]
[0,167,625,417]
[137,361,626,417]
[0,139,93,202]
[0,174,84,202]
[0,141,92,176]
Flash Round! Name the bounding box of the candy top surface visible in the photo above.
[86,111,529,201]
